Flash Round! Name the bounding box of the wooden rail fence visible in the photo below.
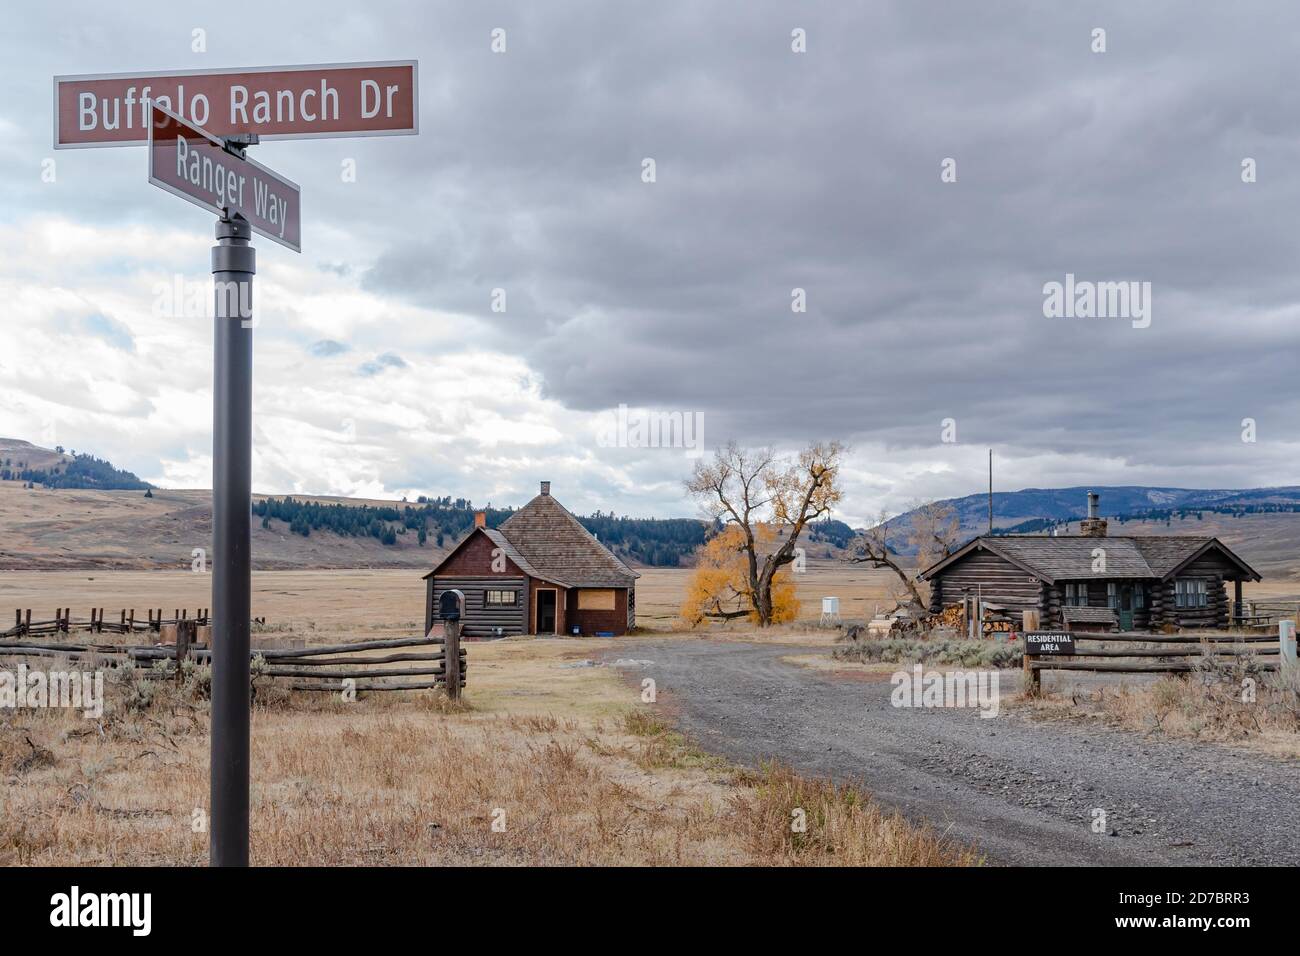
[2,608,211,639]
[0,626,465,697]
[1022,619,1295,692]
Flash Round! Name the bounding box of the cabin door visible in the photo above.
[1118,585,1134,631]
[536,589,557,635]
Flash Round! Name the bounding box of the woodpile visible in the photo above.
[933,603,965,630]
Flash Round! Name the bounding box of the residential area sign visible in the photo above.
[147,103,301,252]
[1025,631,1076,655]
[55,60,418,147]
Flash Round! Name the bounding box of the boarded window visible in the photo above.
[578,589,616,610]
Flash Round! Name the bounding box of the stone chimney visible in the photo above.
[540,480,551,496]
[1079,491,1108,537]
[474,511,486,529]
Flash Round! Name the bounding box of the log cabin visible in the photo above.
[422,481,639,638]
[918,492,1261,631]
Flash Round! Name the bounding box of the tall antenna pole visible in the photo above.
[988,448,993,534]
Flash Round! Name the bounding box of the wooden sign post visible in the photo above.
[444,620,462,701]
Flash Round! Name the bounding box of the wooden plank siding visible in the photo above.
[427,575,527,638]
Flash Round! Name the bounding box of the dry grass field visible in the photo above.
[0,561,905,636]
[0,631,978,866]
[4,551,1296,866]
[0,560,986,866]
[1,559,1292,637]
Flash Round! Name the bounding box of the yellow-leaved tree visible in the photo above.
[680,524,800,627]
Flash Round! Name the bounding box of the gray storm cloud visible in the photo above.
[3,0,1298,512]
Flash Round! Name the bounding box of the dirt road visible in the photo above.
[609,639,1300,866]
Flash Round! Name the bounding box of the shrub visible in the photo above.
[834,637,1022,669]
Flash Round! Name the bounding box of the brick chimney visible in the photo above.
[540,480,551,496]
[474,511,486,529]
[1079,491,1108,537]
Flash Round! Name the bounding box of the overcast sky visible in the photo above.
[1,1,1297,525]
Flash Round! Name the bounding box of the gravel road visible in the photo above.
[606,639,1300,866]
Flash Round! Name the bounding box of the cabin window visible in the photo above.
[1107,583,1118,610]
[485,590,517,606]
[578,589,617,610]
[1175,579,1207,608]
[1134,586,1145,609]
[1064,583,1088,606]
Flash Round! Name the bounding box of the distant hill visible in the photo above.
[0,438,150,490]
[3,436,1297,580]
[0,438,705,571]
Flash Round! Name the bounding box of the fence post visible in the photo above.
[444,620,461,701]
[1023,648,1040,693]
[1281,620,1297,670]
[1021,611,1040,695]
[176,619,195,686]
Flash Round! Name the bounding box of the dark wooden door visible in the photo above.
[1119,585,1134,631]
[537,590,557,634]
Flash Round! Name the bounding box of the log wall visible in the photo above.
[930,550,1044,616]
[427,575,527,638]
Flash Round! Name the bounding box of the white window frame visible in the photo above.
[1175,579,1207,608]
[485,589,517,607]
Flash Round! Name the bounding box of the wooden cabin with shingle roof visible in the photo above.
[422,481,640,638]
[917,492,1261,631]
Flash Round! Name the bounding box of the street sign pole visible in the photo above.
[210,210,255,866]
[63,60,417,865]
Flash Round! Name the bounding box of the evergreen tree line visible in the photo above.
[254,497,709,565]
[807,518,856,548]
[578,511,709,566]
[0,453,150,490]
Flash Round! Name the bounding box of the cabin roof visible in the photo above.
[919,534,1261,583]
[425,488,640,588]
[499,491,640,588]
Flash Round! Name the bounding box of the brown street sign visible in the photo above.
[55,60,417,148]
[148,102,301,252]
